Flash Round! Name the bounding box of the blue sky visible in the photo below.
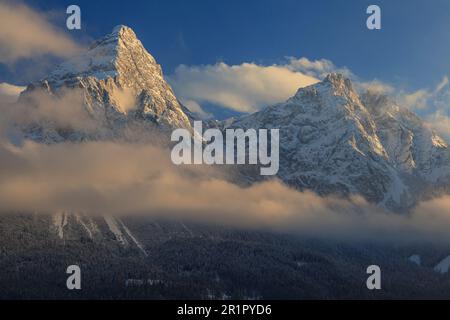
[16,0,450,88]
[2,0,450,123]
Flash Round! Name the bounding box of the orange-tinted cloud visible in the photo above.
[0,1,82,64]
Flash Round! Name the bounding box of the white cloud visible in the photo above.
[169,60,319,113]
[1,138,450,244]
[425,111,450,141]
[400,89,429,110]
[390,75,450,141]
[0,87,99,134]
[434,76,449,94]
[397,76,450,111]
[357,80,394,95]
[0,82,26,103]
[0,1,82,64]
[285,57,352,79]
[182,100,212,119]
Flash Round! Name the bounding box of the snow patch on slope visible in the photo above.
[104,216,128,245]
[434,255,450,274]
[408,254,421,266]
[75,214,99,239]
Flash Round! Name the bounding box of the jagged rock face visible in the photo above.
[20,25,192,142]
[228,73,450,210]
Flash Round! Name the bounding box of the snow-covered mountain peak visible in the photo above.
[111,24,135,37]
[291,73,361,108]
[91,24,138,50]
[361,91,393,112]
[47,25,160,86]
[21,25,192,137]
[284,74,386,157]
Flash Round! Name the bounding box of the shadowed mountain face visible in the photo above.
[3,26,450,299]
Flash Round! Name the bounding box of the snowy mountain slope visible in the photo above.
[227,73,450,210]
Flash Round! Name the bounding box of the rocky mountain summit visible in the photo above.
[19,25,192,143]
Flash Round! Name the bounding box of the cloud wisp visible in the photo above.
[0,87,98,136]
[0,1,83,64]
[0,83,26,104]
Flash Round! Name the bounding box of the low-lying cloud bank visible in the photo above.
[168,59,320,114]
[1,88,98,134]
[1,137,450,245]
